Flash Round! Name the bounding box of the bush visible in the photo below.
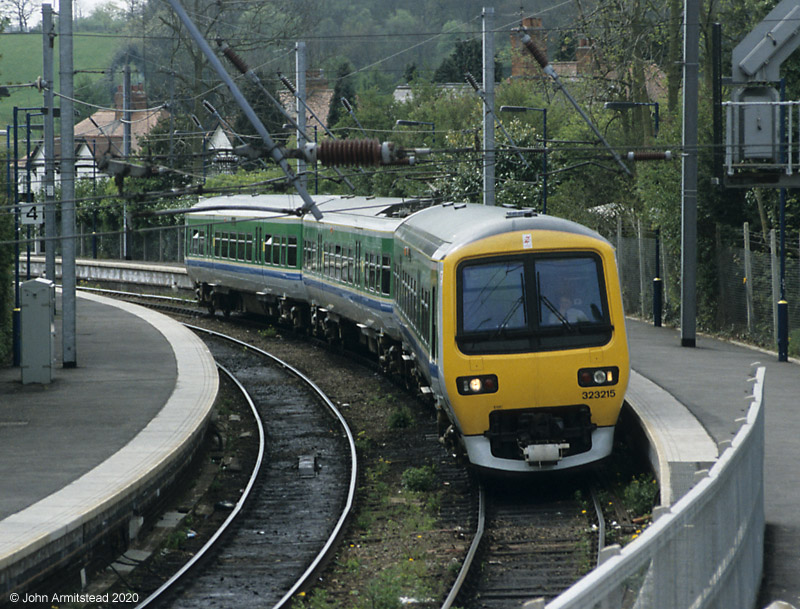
[401,465,437,492]
[388,405,413,429]
[622,473,659,516]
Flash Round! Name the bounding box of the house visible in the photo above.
[510,17,667,102]
[74,84,169,163]
[277,70,335,134]
[19,84,169,194]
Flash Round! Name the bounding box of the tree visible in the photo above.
[0,0,35,31]
[433,39,502,83]
[327,62,357,128]
[137,0,311,125]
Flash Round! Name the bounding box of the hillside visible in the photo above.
[0,32,122,128]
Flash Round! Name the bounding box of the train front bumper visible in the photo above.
[463,426,615,473]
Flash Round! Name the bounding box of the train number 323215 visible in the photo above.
[582,389,616,400]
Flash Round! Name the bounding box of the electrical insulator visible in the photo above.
[301,139,422,167]
[277,72,297,95]
[627,150,673,161]
[516,30,549,69]
[217,39,250,75]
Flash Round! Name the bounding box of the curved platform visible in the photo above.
[626,318,800,608]
[0,291,218,602]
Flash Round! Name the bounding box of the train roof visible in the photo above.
[187,194,426,220]
[397,203,610,259]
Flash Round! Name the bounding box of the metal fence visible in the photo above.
[30,224,186,264]
[613,222,800,355]
[547,367,765,609]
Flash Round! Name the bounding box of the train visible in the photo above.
[184,194,630,474]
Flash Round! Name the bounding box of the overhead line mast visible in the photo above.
[164,0,323,219]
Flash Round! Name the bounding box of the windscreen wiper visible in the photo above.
[539,294,574,331]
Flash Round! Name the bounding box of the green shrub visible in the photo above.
[622,473,659,516]
[388,405,414,429]
[401,466,437,493]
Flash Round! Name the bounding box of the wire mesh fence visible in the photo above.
[610,222,799,356]
[32,224,186,265]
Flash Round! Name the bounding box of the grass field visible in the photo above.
[0,31,123,129]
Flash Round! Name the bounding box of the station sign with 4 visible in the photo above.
[19,204,45,226]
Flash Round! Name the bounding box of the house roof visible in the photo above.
[278,86,334,130]
[74,106,169,160]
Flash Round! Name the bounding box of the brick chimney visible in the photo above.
[114,84,148,119]
[576,37,593,75]
[511,17,547,78]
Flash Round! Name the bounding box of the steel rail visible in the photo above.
[134,362,265,609]
[183,324,359,609]
[440,483,485,609]
[591,487,606,561]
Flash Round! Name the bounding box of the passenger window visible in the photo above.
[263,235,273,265]
[381,255,391,295]
[288,237,297,267]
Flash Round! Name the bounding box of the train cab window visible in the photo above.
[457,254,612,354]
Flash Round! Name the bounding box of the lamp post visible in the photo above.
[499,105,548,214]
[395,119,435,146]
[603,101,659,139]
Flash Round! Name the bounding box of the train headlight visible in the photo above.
[457,374,498,395]
[578,366,619,387]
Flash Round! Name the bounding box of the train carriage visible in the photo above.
[185,195,629,474]
[185,195,305,316]
[396,203,630,473]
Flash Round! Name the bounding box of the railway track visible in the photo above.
[81,283,615,608]
[452,478,597,609]
[136,326,357,609]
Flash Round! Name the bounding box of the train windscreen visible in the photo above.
[457,253,612,354]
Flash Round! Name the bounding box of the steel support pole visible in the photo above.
[59,0,76,367]
[482,7,495,206]
[12,110,20,366]
[123,64,131,259]
[680,0,699,348]
[42,4,57,284]
[165,0,321,219]
[295,42,307,190]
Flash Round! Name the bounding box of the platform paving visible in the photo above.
[627,319,800,608]
[0,290,217,600]
[0,294,176,519]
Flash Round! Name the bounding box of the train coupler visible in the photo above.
[521,443,570,466]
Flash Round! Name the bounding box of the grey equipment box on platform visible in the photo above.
[20,278,55,384]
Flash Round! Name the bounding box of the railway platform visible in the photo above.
[0,290,218,602]
[626,318,800,608]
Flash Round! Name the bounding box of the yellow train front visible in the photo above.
[399,204,629,474]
